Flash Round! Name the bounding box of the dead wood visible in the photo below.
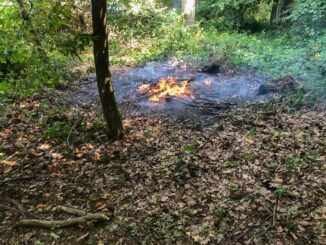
[272,198,279,226]
[66,117,83,146]
[3,198,26,214]
[17,213,110,228]
[0,204,26,217]
[57,206,87,216]
[168,97,232,110]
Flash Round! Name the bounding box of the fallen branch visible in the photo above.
[0,204,26,217]
[3,198,26,214]
[17,213,110,228]
[232,214,273,243]
[272,198,279,226]
[2,198,38,218]
[57,205,87,216]
[167,97,231,110]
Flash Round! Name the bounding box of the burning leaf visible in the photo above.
[138,77,192,103]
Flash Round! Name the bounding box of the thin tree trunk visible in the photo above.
[91,0,125,139]
[270,0,278,23]
[16,0,30,20]
[270,0,293,23]
[15,0,47,60]
[182,0,195,25]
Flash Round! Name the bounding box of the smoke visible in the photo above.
[111,60,270,105]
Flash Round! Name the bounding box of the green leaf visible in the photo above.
[184,144,196,154]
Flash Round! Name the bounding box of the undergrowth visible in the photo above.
[1,0,325,104]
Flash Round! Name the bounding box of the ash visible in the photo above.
[70,60,276,126]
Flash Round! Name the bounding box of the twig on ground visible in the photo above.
[233,214,273,243]
[0,204,26,217]
[272,198,279,227]
[3,198,26,214]
[17,213,110,228]
[57,206,87,216]
[66,117,83,146]
[75,232,90,244]
[167,97,231,109]
[2,198,38,218]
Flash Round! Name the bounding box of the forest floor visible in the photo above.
[0,70,325,244]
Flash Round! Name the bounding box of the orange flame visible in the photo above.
[138,77,192,103]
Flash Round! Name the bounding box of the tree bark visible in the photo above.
[91,0,125,139]
[182,0,195,25]
[16,0,30,20]
[270,0,293,23]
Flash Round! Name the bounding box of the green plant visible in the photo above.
[106,1,203,65]
[285,220,298,232]
[184,144,196,154]
[43,121,71,139]
[288,0,326,32]
[287,157,303,171]
[197,0,272,31]
[274,187,287,199]
[223,160,238,168]
[0,0,89,98]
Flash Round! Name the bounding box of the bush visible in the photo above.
[0,0,90,98]
[288,0,326,33]
[107,0,204,64]
[196,0,272,31]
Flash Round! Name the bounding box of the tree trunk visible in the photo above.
[270,0,293,23]
[270,0,278,22]
[182,0,195,25]
[91,0,125,139]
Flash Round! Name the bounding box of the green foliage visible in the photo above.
[288,0,326,32]
[0,0,90,98]
[184,144,196,154]
[287,157,303,171]
[274,187,287,198]
[43,121,71,138]
[201,29,326,101]
[107,0,203,64]
[1,0,325,104]
[197,0,272,31]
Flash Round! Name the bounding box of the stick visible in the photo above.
[167,97,230,109]
[3,198,26,214]
[234,214,273,243]
[272,198,279,226]
[2,198,39,218]
[66,117,83,146]
[17,213,110,228]
[57,206,87,216]
[0,204,26,217]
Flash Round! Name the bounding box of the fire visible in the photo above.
[138,77,192,103]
